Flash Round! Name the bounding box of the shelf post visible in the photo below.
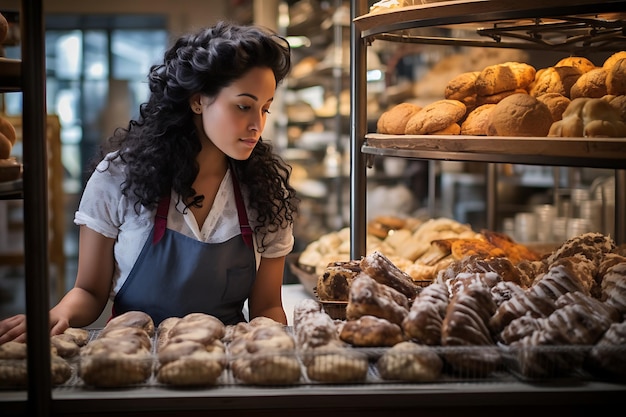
[20,0,52,415]
[350,0,368,259]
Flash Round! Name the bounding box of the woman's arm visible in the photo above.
[0,225,115,343]
[247,255,287,325]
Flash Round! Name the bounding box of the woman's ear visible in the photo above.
[189,93,203,114]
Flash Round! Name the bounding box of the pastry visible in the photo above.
[316,260,361,301]
[402,282,449,345]
[441,280,501,376]
[346,274,409,326]
[229,324,301,385]
[359,250,421,299]
[0,341,72,388]
[376,341,443,382]
[339,315,404,347]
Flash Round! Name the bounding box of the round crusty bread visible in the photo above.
[475,88,527,106]
[487,93,553,137]
[460,104,496,135]
[444,71,480,112]
[377,102,422,134]
[431,123,461,135]
[555,56,596,74]
[530,65,583,98]
[404,99,466,135]
[606,58,626,96]
[536,93,571,122]
[603,51,626,70]
[570,67,608,99]
[475,62,536,96]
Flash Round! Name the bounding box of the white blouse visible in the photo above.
[74,153,294,298]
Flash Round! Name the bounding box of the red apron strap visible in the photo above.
[153,195,170,244]
[231,166,253,249]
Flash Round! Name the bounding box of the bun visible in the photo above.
[570,67,608,99]
[536,93,571,121]
[404,99,466,135]
[460,104,495,135]
[548,97,626,137]
[377,102,421,134]
[555,56,596,73]
[603,51,626,70]
[475,88,527,106]
[475,62,536,96]
[487,93,553,136]
[444,71,480,112]
[603,94,626,121]
[0,116,17,146]
[0,132,12,159]
[530,66,583,98]
[606,58,626,95]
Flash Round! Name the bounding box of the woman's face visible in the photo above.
[197,66,277,160]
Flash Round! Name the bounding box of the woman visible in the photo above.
[0,21,298,342]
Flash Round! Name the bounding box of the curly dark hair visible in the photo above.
[97,21,298,251]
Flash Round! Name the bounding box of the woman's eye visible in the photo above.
[263,108,272,115]
[238,104,250,111]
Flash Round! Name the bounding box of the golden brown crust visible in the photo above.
[487,93,553,136]
[555,56,596,74]
[536,93,571,122]
[530,65,583,98]
[603,51,626,70]
[404,99,466,135]
[444,71,480,112]
[570,68,608,99]
[475,62,536,96]
[376,102,422,134]
[606,58,626,96]
[460,104,496,135]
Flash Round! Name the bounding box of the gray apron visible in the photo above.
[112,171,255,326]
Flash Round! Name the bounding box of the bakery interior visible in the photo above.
[1,0,626,416]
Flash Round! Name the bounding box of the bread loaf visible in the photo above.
[377,102,422,134]
[555,56,596,74]
[404,99,466,135]
[536,93,571,121]
[487,93,553,136]
[444,71,480,112]
[460,104,495,135]
[530,65,582,98]
[606,57,626,95]
[570,68,608,99]
[475,62,536,96]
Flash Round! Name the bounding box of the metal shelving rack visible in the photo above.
[350,0,626,259]
[1,0,51,415]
